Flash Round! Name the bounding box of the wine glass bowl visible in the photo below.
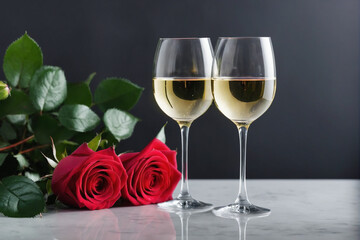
[153,38,214,211]
[212,37,276,216]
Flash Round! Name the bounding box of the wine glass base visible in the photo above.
[158,198,213,213]
[213,203,270,218]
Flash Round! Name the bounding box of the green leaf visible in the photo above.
[156,122,167,143]
[70,132,96,145]
[14,154,29,169]
[101,131,117,148]
[52,128,75,144]
[3,33,43,88]
[0,121,17,141]
[103,108,139,142]
[6,114,26,125]
[60,140,78,146]
[0,153,8,167]
[58,104,100,132]
[32,114,58,144]
[94,78,143,112]
[29,66,67,111]
[0,175,45,217]
[0,89,36,117]
[85,72,96,85]
[88,132,102,151]
[64,82,92,107]
[99,139,108,149]
[31,114,74,144]
[24,172,40,182]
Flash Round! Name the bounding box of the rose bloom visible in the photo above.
[120,138,181,205]
[52,143,127,210]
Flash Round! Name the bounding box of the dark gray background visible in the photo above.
[0,0,358,179]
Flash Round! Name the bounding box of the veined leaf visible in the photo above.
[64,82,92,107]
[29,66,67,111]
[0,176,45,217]
[3,33,43,88]
[103,108,139,142]
[58,104,100,132]
[94,78,143,112]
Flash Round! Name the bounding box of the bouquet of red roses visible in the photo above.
[52,138,181,210]
[0,33,180,217]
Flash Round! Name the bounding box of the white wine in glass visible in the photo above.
[153,38,213,211]
[153,77,212,125]
[212,37,276,217]
[212,77,276,126]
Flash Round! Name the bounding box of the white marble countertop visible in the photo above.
[1,180,359,240]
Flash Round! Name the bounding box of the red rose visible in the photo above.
[52,143,127,210]
[120,138,181,205]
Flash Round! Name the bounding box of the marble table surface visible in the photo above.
[1,180,359,240]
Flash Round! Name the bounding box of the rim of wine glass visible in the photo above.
[159,37,210,40]
[218,36,271,39]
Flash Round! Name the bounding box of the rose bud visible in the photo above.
[120,138,181,205]
[52,143,127,210]
[0,81,10,100]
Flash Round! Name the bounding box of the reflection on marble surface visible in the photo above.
[1,180,359,240]
[213,208,270,240]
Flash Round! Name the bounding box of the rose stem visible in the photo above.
[18,144,49,155]
[0,135,34,152]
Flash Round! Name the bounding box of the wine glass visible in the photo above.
[212,37,276,216]
[153,38,213,211]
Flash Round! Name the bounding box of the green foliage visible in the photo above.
[14,154,29,169]
[0,89,36,117]
[87,132,102,151]
[7,114,27,125]
[3,33,43,88]
[85,72,96,85]
[0,176,45,217]
[94,78,143,112]
[64,82,92,107]
[32,114,74,144]
[29,66,67,111]
[103,109,139,142]
[0,33,143,217]
[0,121,17,141]
[58,104,100,132]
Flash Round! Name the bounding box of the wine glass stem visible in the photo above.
[235,125,251,205]
[178,124,191,200]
